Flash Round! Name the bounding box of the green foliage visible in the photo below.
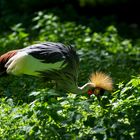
[0,77,140,139]
[78,0,128,6]
[0,23,28,53]
[0,11,140,139]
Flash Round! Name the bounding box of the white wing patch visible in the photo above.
[6,51,65,76]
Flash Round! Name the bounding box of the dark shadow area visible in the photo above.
[0,0,140,39]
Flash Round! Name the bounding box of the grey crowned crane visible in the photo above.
[0,42,113,96]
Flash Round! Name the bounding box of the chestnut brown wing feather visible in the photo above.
[0,50,17,76]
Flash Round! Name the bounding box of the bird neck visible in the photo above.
[59,82,93,94]
[78,82,95,94]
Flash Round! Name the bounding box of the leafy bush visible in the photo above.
[0,11,140,139]
[78,0,128,6]
[0,77,140,139]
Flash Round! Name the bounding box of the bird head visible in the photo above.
[87,72,113,97]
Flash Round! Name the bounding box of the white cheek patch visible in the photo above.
[6,51,66,76]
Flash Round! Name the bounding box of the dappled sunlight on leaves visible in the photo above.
[0,11,140,139]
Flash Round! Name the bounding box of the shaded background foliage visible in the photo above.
[0,0,140,139]
[1,0,140,39]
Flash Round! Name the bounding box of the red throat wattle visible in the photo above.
[87,89,93,95]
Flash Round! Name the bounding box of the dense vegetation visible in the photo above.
[0,1,140,139]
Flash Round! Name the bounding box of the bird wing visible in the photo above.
[0,50,17,76]
[22,42,79,79]
[21,42,66,64]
